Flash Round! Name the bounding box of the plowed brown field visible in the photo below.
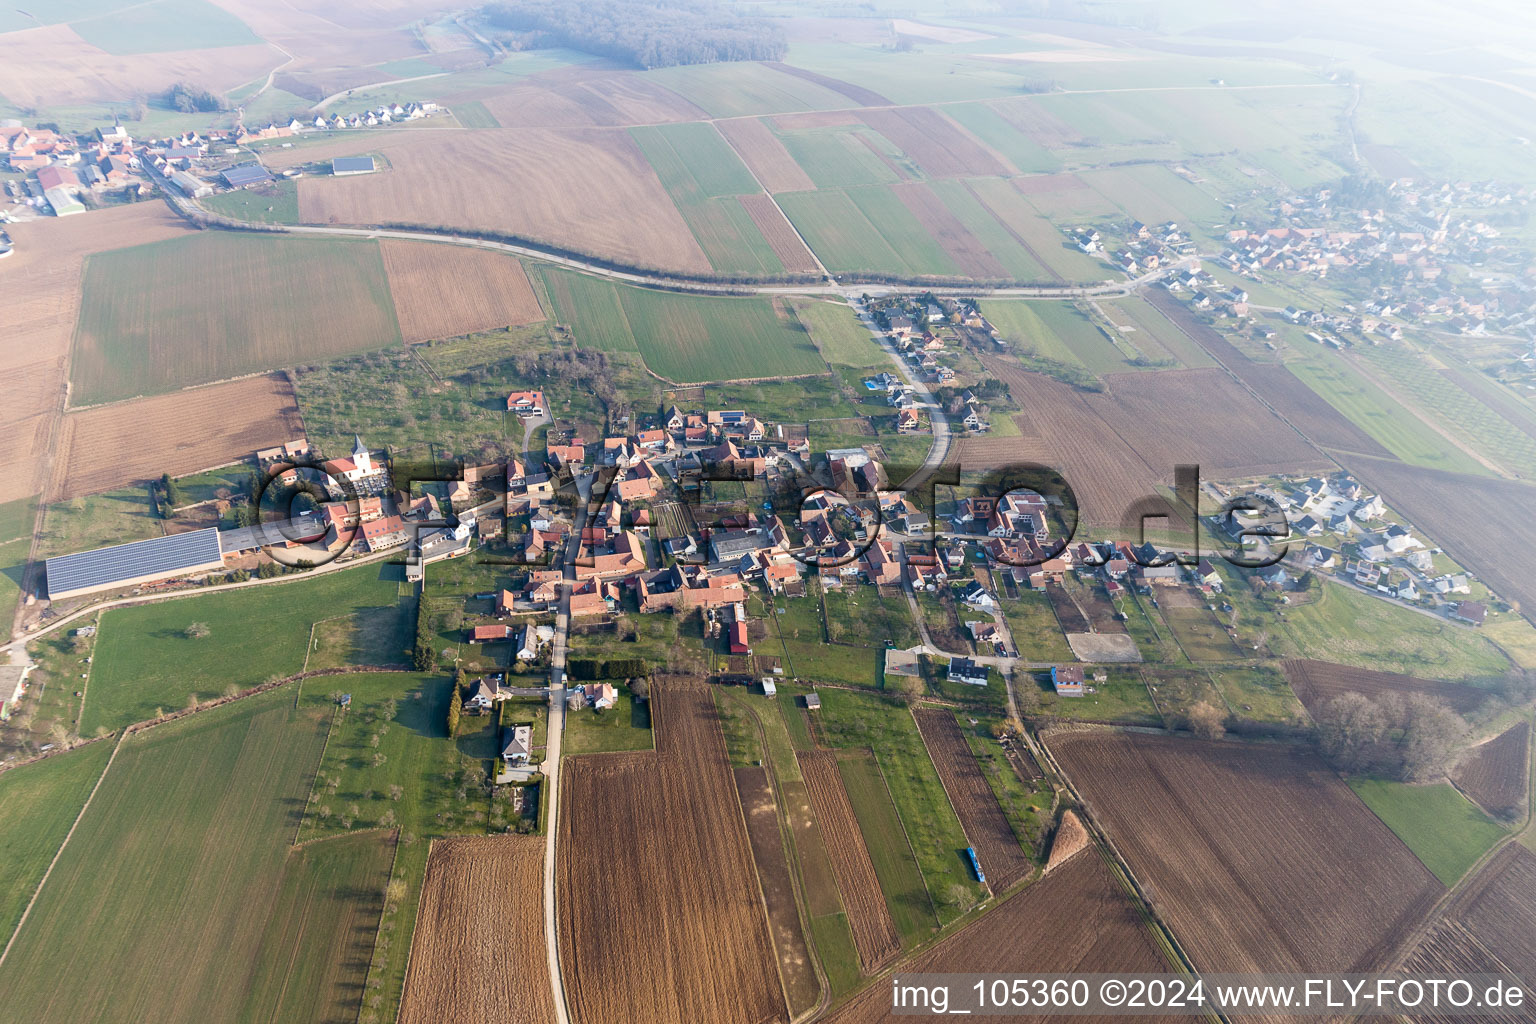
[823,851,1190,1024]
[913,708,1033,891]
[398,835,555,1024]
[299,128,710,273]
[1283,659,1489,716]
[737,195,820,273]
[0,203,191,503]
[717,118,816,193]
[380,240,544,343]
[1344,455,1536,633]
[1049,730,1443,980]
[797,750,900,972]
[51,374,304,501]
[558,679,786,1024]
[972,356,1324,527]
[1401,845,1536,1024]
[1453,722,1529,819]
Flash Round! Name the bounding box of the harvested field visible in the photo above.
[1283,659,1490,716]
[1344,455,1536,632]
[738,195,820,273]
[1401,845,1536,1023]
[1066,633,1142,663]
[1045,809,1090,872]
[0,23,280,108]
[734,766,819,1015]
[1145,290,1394,458]
[913,708,1032,891]
[1453,722,1529,819]
[558,679,786,1024]
[1049,730,1444,979]
[892,183,1008,278]
[398,835,554,1024]
[0,203,190,503]
[299,128,711,274]
[72,233,401,404]
[380,240,544,343]
[798,750,901,972]
[822,852,1186,1024]
[51,373,304,501]
[717,117,816,193]
[860,107,1011,178]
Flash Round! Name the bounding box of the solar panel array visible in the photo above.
[46,528,225,597]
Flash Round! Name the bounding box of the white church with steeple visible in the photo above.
[324,435,377,483]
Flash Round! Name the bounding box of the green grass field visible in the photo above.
[0,740,115,943]
[1101,296,1218,368]
[792,298,887,368]
[778,128,902,189]
[982,299,1143,375]
[777,189,907,273]
[999,590,1074,663]
[816,689,983,923]
[1349,778,1507,885]
[293,673,484,841]
[838,749,939,945]
[72,233,401,404]
[926,179,1053,281]
[67,0,259,54]
[1288,350,1490,474]
[1211,664,1306,725]
[845,185,964,277]
[537,270,826,382]
[632,122,760,200]
[630,122,785,273]
[451,99,500,129]
[563,689,654,754]
[1355,345,1536,478]
[34,485,163,562]
[83,563,409,734]
[0,693,388,1023]
[944,102,1062,174]
[962,177,1110,281]
[199,180,300,225]
[242,830,396,1023]
[1271,579,1512,681]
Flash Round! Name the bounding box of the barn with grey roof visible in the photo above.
[46,528,226,600]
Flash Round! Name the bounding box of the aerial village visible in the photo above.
[0,101,443,226]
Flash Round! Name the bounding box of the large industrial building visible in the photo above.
[45,528,226,600]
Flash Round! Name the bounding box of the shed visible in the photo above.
[331,155,377,176]
[804,693,821,710]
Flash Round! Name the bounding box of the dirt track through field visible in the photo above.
[558,679,786,1024]
[399,835,555,1024]
[797,750,900,972]
[913,708,1032,891]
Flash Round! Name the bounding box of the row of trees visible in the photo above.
[481,0,786,68]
